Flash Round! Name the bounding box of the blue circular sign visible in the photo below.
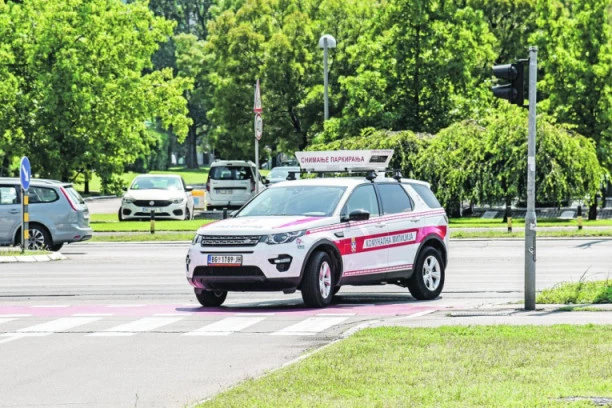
[20,156,31,190]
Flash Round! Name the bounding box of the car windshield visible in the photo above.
[237,185,346,217]
[131,177,183,191]
[269,167,300,180]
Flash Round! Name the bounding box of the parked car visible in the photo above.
[267,166,301,184]
[0,178,93,251]
[186,150,448,308]
[119,174,195,221]
[206,160,267,210]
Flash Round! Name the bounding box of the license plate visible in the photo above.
[142,207,160,213]
[207,255,242,266]
[217,189,231,195]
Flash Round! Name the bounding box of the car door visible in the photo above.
[375,183,419,276]
[0,184,21,245]
[339,184,388,281]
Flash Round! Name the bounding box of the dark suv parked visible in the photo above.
[0,178,93,251]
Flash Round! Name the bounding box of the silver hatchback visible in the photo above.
[0,178,93,251]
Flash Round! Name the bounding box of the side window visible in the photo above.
[29,186,59,204]
[343,184,380,217]
[377,184,413,214]
[0,186,19,205]
[407,183,442,208]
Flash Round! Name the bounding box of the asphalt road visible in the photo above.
[1,240,611,407]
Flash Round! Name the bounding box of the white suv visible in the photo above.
[206,160,266,209]
[186,150,448,308]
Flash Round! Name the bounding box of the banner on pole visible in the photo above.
[255,113,263,141]
[254,79,262,113]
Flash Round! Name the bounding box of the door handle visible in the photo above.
[410,218,421,223]
[374,223,385,228]
[9,210,19,214]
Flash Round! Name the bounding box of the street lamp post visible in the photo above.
[318,34,336,120]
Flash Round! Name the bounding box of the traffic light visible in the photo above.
[491,61,525,106]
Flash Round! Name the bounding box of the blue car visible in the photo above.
[0,178,93,251]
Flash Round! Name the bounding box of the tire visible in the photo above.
[407,247,445,300]
[301,251,335,308]
[195,289,227,307]
[184,206,191,221]
[21,224,52,251]
[118,208,125,222]
[50,243,64,252]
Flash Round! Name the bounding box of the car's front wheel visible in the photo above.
[301,251,335,308]
[184,207,192,221]
[195,289,227,307]
[407,247,445,300]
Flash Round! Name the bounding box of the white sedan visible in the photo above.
[119,174,195,221]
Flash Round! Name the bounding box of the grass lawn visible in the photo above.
[538,280,612,304]
[74,167,271,196]
[449,218,612,228]
[197,325,612,408]
[90,214,213,232]
[450,229,612,239]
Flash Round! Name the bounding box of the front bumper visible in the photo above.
[121,203,186,220]
[186,243,307,292]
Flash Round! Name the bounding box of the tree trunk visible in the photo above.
[185,125,198,169]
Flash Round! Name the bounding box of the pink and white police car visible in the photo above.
[186,150,449,308]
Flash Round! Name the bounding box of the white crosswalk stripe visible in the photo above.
[185,317,266,336]
[0,318,16,326]
[271,316,349,336]
[0,317,102,344]
[89,317,184,337]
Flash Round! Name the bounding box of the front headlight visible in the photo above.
[192,234,203,245]
[261,230,306,245]
[172,197,186,204]
[122,197,134,204]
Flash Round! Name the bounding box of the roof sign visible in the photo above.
[295,150,394,172]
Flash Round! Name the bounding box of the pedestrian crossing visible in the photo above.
[0,306,437,344]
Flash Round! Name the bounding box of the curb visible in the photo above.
[0,252,66,263]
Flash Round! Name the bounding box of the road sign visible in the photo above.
[254,113,263,141]
[253,79,262,113]
[20,156,31,190]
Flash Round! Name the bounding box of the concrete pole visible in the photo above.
[525,46,538,310]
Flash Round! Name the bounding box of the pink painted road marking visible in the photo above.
[0,303,444,317]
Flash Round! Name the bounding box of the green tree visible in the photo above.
[2,0,192,192]
[531,0,612,172]
[338,0,497,137]
[0,0,20,175]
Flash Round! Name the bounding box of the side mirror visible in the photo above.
[122,186,128,192]
[185,185,194,192]
[341,209,370,222]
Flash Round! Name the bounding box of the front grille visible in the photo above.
[200,235,261,247]
[134,200,172,207]
[194,266,264,277]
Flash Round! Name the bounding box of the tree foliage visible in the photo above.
[0,0,191,192]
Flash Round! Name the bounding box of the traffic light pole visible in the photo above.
[524,46,538,310]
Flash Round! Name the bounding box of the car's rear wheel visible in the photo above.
[194,289,227,307]
[301,251,335,308]
[118,208,125,222]
[184,207,192,220]
[16,224,52,251]
[407,247,445,300]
